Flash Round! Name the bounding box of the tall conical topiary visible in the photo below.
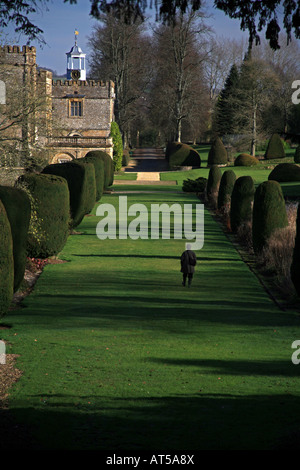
[264,133,286,159]
[217,170,236,211]
[0,186,31,292]
[207,136,228,167]
[81,153,105,201]
[85,150,113,189]
[291,204,300,296]
[0,200,14,318]
[230,176,255,233]
[206,165,222,208]
[16,173,70,258]
[206,165,222,198]
[252,180,288,253]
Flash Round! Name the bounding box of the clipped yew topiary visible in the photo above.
[85,150,113,189]
[206,165,222,202]
[268,162,300,182]
[0,200,14,318]
[294,145,300,164]
[165,142,181,162]
[168,142,201,169]
[217,170,236,211]
[291,203,300,296]
[16,173,70,258]
[81,153,105,201]
[73,160,97,215]
[207,136,228,166]
[42,161,90,228]
[230,176,255,233]
[0,185,31,292]
[252,180,288,254]
[264,133,286,159]
[234,153,259,166]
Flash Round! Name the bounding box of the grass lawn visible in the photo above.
[1,187,300,451]
[160,144,300,197]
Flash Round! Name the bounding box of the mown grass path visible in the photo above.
[1,185,300,451]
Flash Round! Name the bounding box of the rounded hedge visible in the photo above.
[165,142,181,162]
[82,153,105,201]
[234,153,259,166]
[294,145,300,164]
[167,142,201,169]
[264,134,286,159]
[217,170,236,210]
[206,165,222,198]
[230,176,255,233]
[252,180,288,253]
[0,185,31,292]
[85,150,113,189]
[268,162,300,182]
[42,161,90,228]
[207,136,228,166]
[182,177,207,193]
[16,173,70,258]
[0,200,14,318]
[291,203,300,296]
[73,160,97,215]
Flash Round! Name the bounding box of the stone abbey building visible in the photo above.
[0,36,115,166]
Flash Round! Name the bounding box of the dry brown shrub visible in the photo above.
[257,202,298,296]
[235,220,253,251]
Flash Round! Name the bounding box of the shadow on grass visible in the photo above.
[19,290,299,330]
[1,391,300,450]
[146,357,300,377]
[71,254,241,262]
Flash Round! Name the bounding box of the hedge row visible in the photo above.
[204,165,300,294]
[0,200,14,318]
[0,185,31,292]
[0,151,114,317]
[205,166,288,255]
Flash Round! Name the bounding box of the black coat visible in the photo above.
[180,249,197,274]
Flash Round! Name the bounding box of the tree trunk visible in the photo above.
[250,98,257,156]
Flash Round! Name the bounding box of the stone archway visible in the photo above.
[51,152,75,164]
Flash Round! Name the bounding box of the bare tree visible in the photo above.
[150,7,211,143]
[88,11,153,147]
[252,35,300,135]
[203,36,248,104]
[0,66,51,170]
[231,51,281,156]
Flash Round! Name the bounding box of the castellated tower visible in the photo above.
[0,46,39,165]
[0,39,115,168]
[50,78,115,162]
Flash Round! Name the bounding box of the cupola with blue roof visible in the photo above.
[66,30,86,81]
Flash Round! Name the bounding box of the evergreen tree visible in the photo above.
[110,121,123,172]
[213,64,240,136]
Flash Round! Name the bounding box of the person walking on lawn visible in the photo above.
[180,243,197,288]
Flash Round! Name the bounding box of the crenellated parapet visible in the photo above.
[52,79,115,99]
[52,79,112,87]
[0,45,36,66]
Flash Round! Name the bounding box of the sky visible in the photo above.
[3,0,251,76]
